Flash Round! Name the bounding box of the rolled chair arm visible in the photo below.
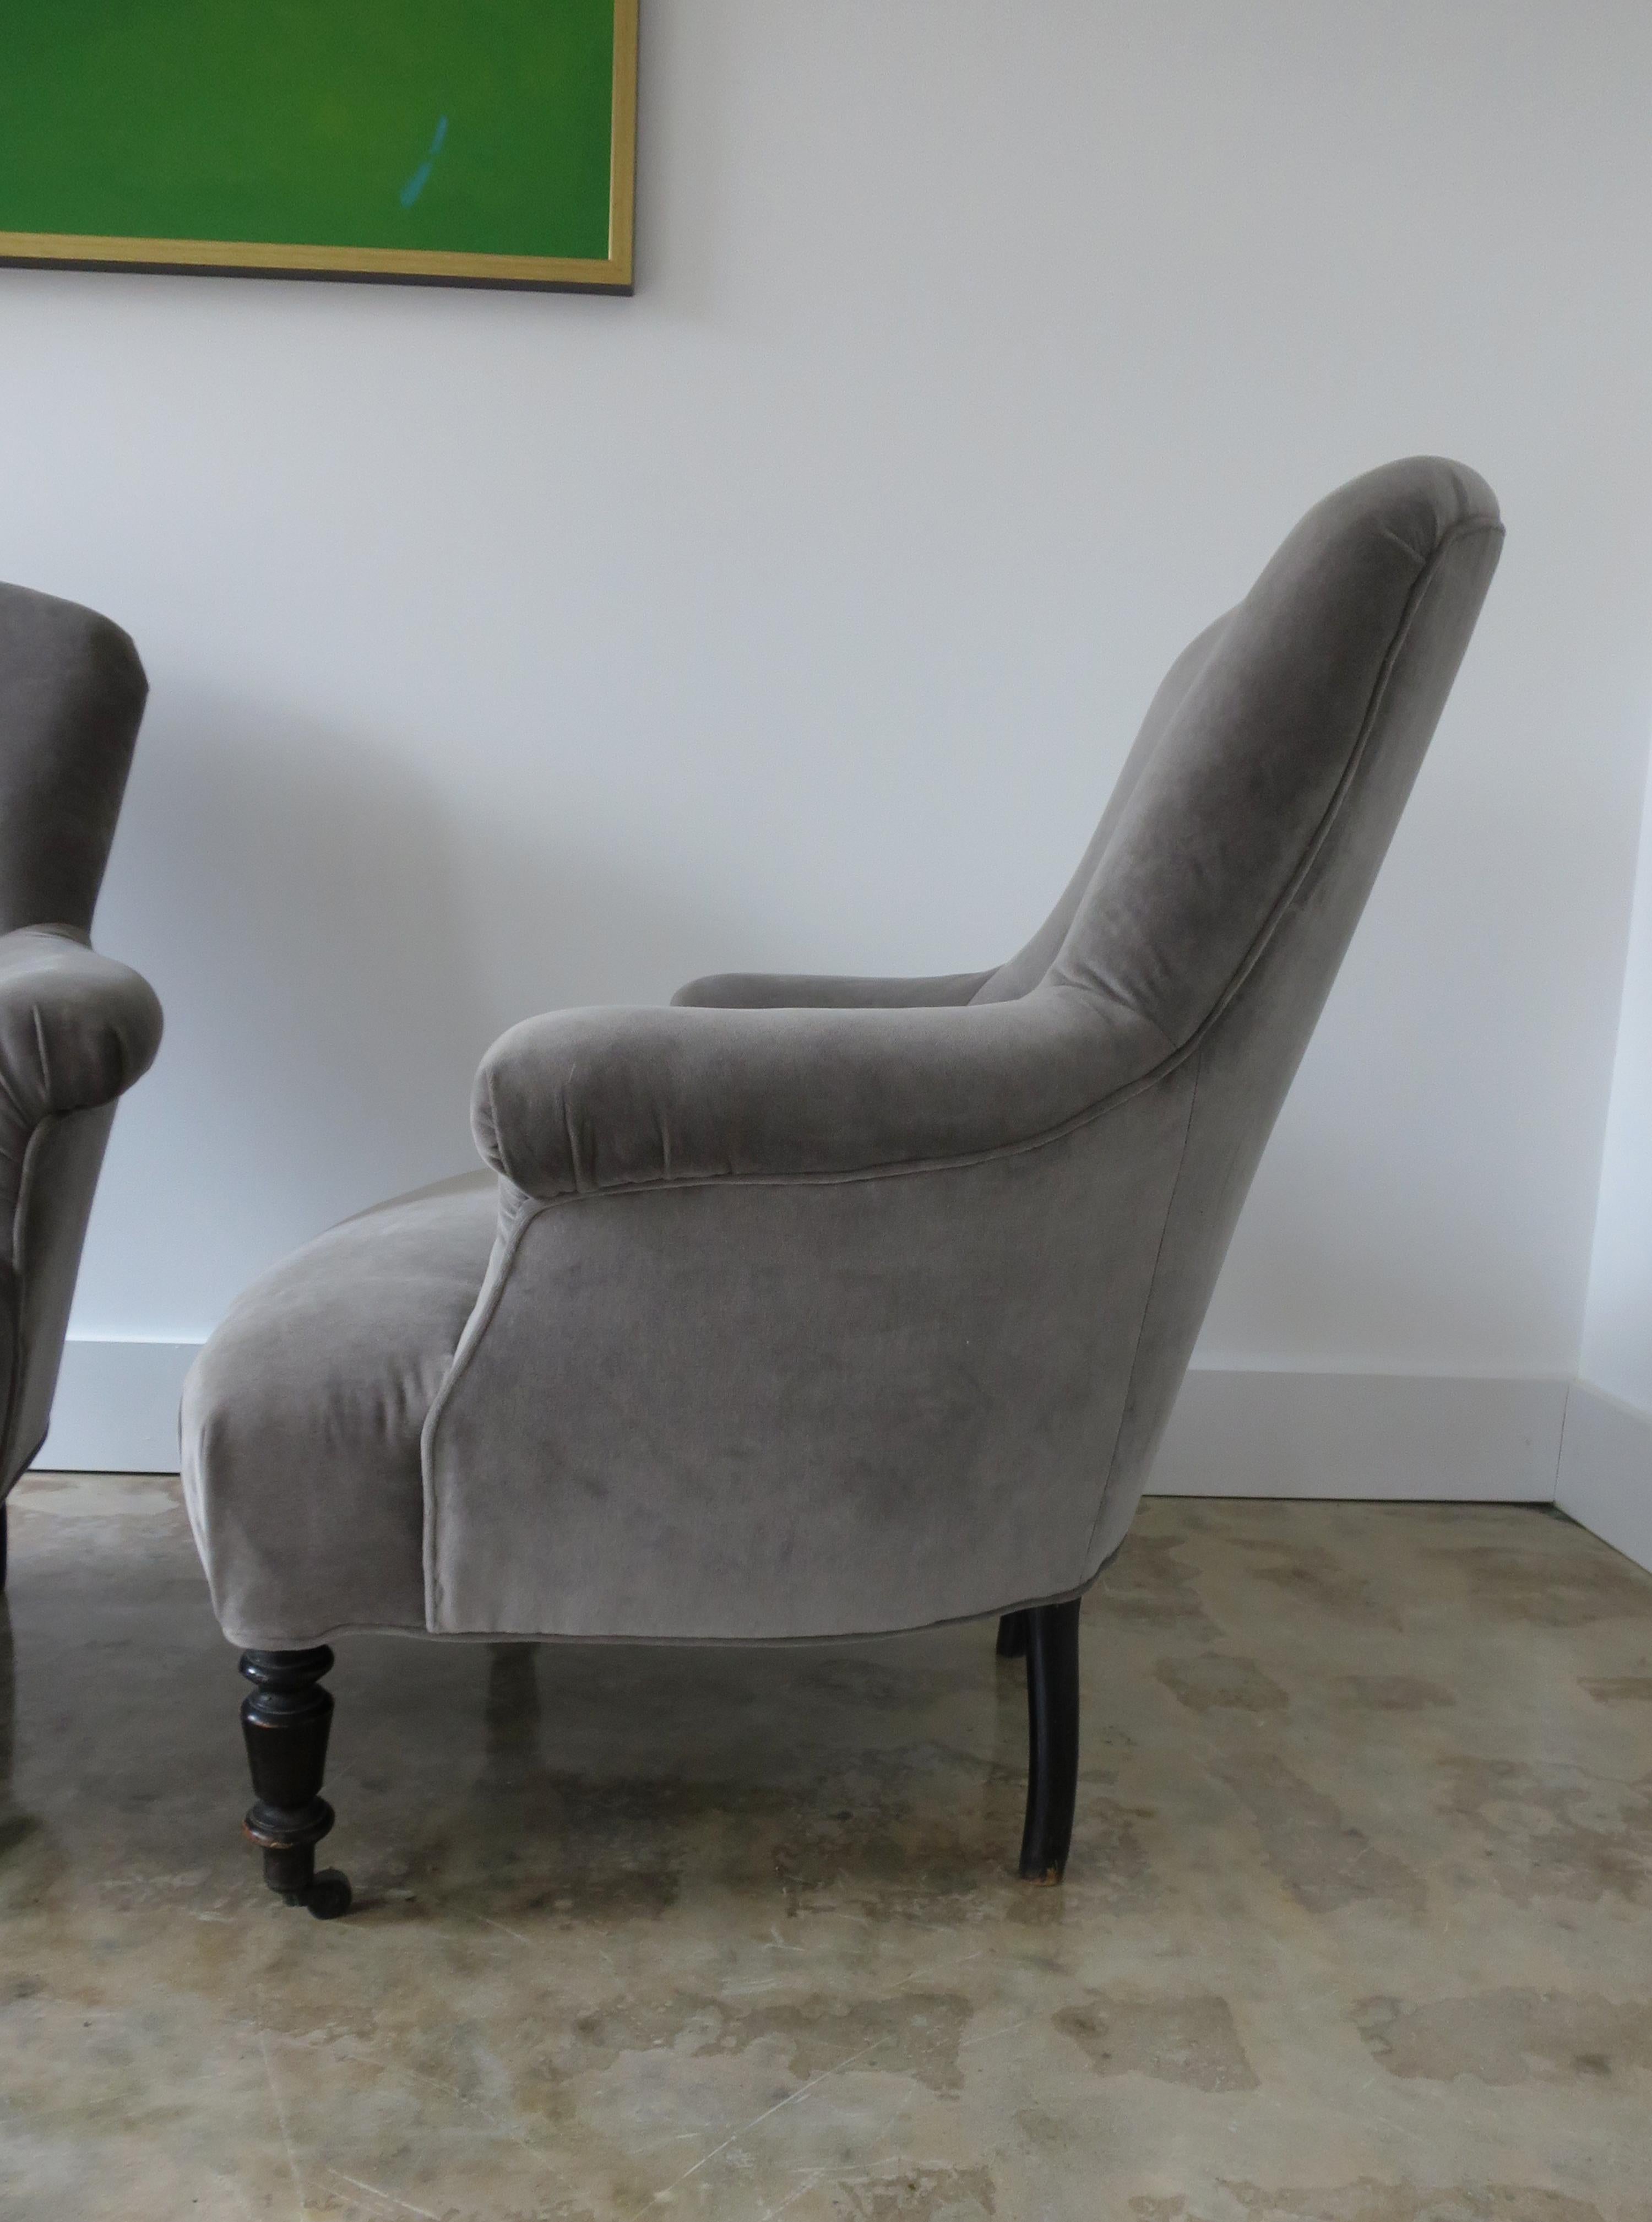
[472,988,1171,1201]
[672,969,994,1010]
[0,925,164,1134]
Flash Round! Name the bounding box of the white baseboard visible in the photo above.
[1145,1367,1569,1503]
[35,1343,1573,1508]
[37,1339,198,1475]
[1556,1381,1652,1576]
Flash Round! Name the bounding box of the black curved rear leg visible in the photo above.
[996,1610,1028,1659]
[1018,1598,1080,1884]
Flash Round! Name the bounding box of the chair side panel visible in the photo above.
[423,1071,1195,1641]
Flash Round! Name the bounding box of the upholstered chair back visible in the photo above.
[0,585,149,935]
[980,460,1503,1561]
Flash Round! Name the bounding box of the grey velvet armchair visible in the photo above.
[0,586,163,1586]
[183,458,1502,1919]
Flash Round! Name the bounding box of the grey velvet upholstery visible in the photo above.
[0,586,162,1499]
[183,1174,497,1644]
[182,459,1501,1651]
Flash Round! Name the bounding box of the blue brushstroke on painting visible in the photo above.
[400,116,449,208]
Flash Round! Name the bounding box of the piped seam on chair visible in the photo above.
[482,1027,1191,1204]
[1078,1047,1204,1574]
[482,1046,1180,1206]
[0,1112,55,1484]
[0,1109,56,1277]
[209,1563,1109,1651]
[420,1186,547,1629]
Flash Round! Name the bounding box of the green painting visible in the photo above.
[0,1,637,290]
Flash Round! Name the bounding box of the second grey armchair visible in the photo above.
[0,585,164,1587]
[182,457,1502,1918]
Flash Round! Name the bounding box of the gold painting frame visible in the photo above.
[0,0,637,294]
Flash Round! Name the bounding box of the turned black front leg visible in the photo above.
[240,1647,352,1918]
[1018,1598,1080,1884]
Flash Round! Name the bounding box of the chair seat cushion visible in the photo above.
[181,1173,497,1648]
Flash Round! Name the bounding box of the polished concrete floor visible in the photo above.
[2,1476,1650,2220]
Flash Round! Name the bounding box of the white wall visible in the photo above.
[1562,736,1652,1569]
[2,4,1650,1405]
[1580,750,1652,1416]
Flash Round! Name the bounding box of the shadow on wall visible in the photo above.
[81,689,488,1335]
[84,683,762,1335]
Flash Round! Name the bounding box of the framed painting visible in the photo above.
[0,1,637,292]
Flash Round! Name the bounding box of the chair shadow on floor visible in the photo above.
[332,1632,1057,1928]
